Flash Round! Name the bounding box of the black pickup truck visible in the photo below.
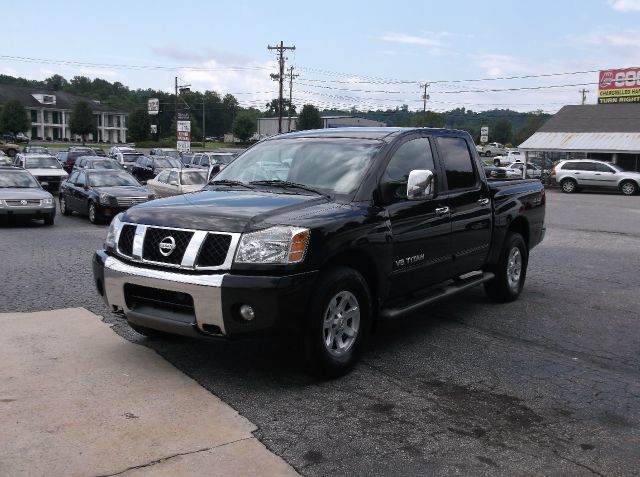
[93,128,545,377]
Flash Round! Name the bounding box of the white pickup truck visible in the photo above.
[493,150,525,166]
[477,142,507,157]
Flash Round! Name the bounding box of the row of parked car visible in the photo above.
[0,144,245,226]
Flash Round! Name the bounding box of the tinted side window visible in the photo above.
[168,171,178,184]
[436,137,476,190]
[69,171,79,183]
[385,138,435,182]
[561,162,578,170]
[596,163,614,173]
[577,162,596,171]
[76,172,86,186]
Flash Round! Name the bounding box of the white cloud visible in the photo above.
[581,30,637,48]
[608,0,640,11]
[377,32,443,47]
[474,53,532,78]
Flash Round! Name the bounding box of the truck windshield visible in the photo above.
[212,138,382,196]
[26,156,62,169]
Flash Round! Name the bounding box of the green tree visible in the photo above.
[232,111,256,142]
[409,111,444,128]
[44,74,68,91]
[492,119,512,144]
[70,101,96,145]
[297,104,322,131]
[515,113,548,145]
[264,98,296,118]
[128,109,151,142]
[0,100,30,135]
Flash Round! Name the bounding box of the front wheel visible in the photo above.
[44,214,55,226]
[6,148,17,158]
[301,266,371,378]
[88,202,101,225]
[484,232,528,302]
[620,180,638,196]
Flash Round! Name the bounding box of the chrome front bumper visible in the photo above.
[96,253,227,337]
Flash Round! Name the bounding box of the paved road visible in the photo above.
[1,189,639,476]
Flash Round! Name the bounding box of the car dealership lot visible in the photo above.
[1,189,639,476]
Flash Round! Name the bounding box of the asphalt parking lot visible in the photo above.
[1,189,639,476]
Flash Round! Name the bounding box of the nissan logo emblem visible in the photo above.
[158,236,176,256]
[20,199,28,205]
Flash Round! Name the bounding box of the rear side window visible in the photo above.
[436,137,477,190]
[562,161,595,171]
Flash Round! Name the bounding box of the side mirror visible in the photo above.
[407,169,434,200]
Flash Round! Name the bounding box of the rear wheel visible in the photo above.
[59,195,72,215]
[561,178,577,193]
[6,148,17,158]
[301,266,371,378]
[44,214,54,226]
[620,180,638,196]
[484,232,528,303]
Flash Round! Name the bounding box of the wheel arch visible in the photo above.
[508,216,530,249]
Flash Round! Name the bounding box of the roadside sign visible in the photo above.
[176,111,191,152]
[480,126,489,135]
[148,98,159,115]
[150,125,157,134]
[480,135,488,143]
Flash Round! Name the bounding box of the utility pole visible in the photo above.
[202,100,206,148]
[420,82,430,114]
[287,65,299,132]
[268,41,296,133]
[580,88,589,105]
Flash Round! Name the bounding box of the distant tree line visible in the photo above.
[0,73,549,145]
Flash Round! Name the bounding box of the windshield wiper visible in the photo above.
[208,179,254,189]
[249,180,329,197]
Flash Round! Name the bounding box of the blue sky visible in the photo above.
[2,0,640,112]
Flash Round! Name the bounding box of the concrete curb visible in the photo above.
[0,308,299,477]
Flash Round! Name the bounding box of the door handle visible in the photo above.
[478,198,490,206]
[435,206,450,216]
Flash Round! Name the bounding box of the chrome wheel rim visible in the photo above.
[323,291,360,357]
[60,197,66,213]
[622,183,635,195]
[563,181,575,192]
[89,204,96,222]
[507,247,522,290]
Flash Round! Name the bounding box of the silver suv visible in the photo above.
[553,159,640,196]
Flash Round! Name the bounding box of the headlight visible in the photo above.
[235,226,310,264]
[105,213,124,250]
[43,198,53,204]
[99,193,114,205]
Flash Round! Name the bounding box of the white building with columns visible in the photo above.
[0,85,128,143]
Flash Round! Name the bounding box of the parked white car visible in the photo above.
[147,168,208,198]
[13,154,68,192]
[553,159,640,195]
[505,162,542,178]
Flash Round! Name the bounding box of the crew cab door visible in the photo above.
[383,136,452,298]
[434,136,492,276]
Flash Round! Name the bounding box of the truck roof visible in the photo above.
[271,127,468,142]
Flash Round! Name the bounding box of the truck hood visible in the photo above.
[0,188,52,200]
[93,186,149,197]
[122,189,330,233]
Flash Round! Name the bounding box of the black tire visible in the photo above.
[6,148,17,158]
[129,323,172,339]
[59,195,72,215]
[485,151,492,157]
[620,180,638,196]
[44,214,55,226]
[301,266,372,378]
[88,201,101,225]
[561,178,577,193]
[484,232,528,303]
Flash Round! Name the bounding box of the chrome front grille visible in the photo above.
[115,223,240,270]
[116,197,148,207]
[5,199,41,206]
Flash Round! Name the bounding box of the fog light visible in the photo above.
[239,304,255,321]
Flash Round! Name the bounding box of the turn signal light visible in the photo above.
[288,230,310,263]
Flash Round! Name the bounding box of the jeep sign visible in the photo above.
[598,68,640,104]
[148,98,160,115]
